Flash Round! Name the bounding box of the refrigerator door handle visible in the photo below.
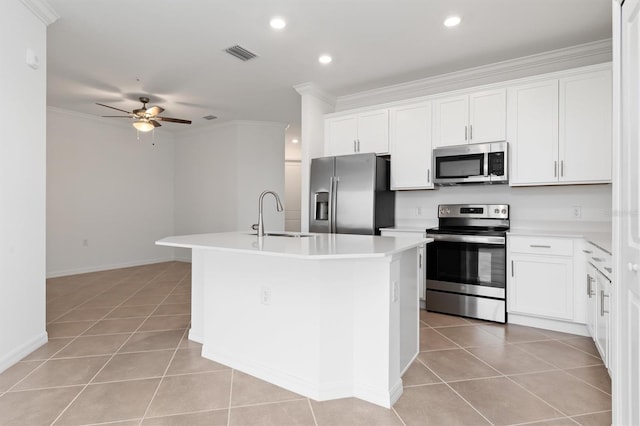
[329,176,337,233]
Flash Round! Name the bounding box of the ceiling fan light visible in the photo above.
[133,120,154,132]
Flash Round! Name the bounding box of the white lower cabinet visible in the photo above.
[380,229,426,301]
[594,269,612,365]
[509,253,574,320]
[507,235,585,326]
[585,262,597,337]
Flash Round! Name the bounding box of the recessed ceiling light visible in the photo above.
[444,15,461,27]
[270,17,286,30]
[291,139,299,144]
[318,55,332,65]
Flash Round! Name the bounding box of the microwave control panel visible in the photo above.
[488,152,505,176]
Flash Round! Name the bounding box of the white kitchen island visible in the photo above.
[156,232,430,408]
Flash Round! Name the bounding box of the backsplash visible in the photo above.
[395,183,612,231]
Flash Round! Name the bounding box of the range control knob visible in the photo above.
[494,209,499,214]
[446,208,451,214]
[501,209,507,214]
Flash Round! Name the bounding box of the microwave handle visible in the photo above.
[484,153,489,177]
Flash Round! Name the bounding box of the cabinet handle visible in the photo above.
[465,126,468,141]
[357,139,360,152]
[511,260,514,277]
[582,250,593,254]
[530,244,551,248]
[353,140,357,152]
[554,161,558,177]
[561,160,564,177]
[419,253,422,268]
[469,124,473,140]
[427,169,430,183]
[587,274,592,297]
[592,257,604,262]
[600,290,610,316]
[604,266,612,273]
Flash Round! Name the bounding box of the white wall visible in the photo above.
[395,184,612,231]
[285,161,301,231]
[0,0,50,372]
[46,109,176,277]
[173,121,285,260]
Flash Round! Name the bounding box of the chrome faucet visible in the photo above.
[252,190,284,237]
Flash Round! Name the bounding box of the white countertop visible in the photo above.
[508,227,612,254]
[156,232,431,260]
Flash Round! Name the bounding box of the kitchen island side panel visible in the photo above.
[197,248,418,408]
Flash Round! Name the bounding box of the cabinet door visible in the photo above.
[433,95,469,147]
[389,103,433,189]
[418,244,426,301]
[595,271,611,365]
[509,254,574,320]
[469,88,506,143]
[507,80,559,185]
[559,70,612,183]
[586,263,597,337]
[357,109,389,154]
[325,115,358,156]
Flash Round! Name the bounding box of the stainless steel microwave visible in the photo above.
[433,141,508,185]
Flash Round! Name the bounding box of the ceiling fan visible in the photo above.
[97,97,192,132]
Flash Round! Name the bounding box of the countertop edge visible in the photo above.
[156,236,432,260]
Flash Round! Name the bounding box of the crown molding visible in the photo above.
[293,83,336,106]
[19,0,59,25]
[336,39,612,111]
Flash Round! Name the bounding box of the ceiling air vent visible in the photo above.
[225,45,258,61]
[202,115,217,120]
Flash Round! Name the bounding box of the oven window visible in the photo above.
[426,241,505,288]
[436,154,484,178]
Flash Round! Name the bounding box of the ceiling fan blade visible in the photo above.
[101,115,132,118]
[96,103,131,114]
[146,106,164,116]
[156,117,192,124]
[151,120,162,127]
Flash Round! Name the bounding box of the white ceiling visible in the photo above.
[46,0,612,138]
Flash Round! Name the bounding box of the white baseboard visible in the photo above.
[508,313,590,337]
[46,256,177,278]
[0,332,48,374]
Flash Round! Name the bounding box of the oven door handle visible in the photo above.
[426,234,505,245]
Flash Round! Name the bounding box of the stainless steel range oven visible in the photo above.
[426,204,509,323]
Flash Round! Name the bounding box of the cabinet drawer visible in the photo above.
[585,242,612,280]
[509,236,573,256]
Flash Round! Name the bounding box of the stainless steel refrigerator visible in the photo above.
[309,153,395,235]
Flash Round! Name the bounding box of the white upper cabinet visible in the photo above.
[469,89,508,143]
[325,109,389,156]
[433,89,506,147]
[508,80,560,185]
[389,102,433,190]
[432,95,468,147]
[508,68,612,186]
[559,70,612,183]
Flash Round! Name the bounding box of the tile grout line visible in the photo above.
[227,369,235,426]
[427,324,583,424]
[412,356,495,426]
[48,264,187,426]
[440,328,576,421]
[306,398,319,426]
[5,265,171,395]
[138,326,191,424]
[391,406,407,426]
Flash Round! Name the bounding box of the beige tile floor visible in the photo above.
[0,261,611,426]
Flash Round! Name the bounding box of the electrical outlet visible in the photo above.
[391,281,399,302]
[572,206,582,219]
[261,287,271,305]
